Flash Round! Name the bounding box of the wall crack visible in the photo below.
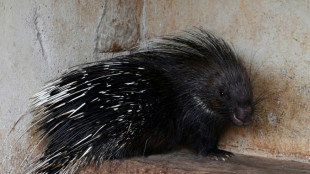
[93,3,107,59]
[140,0,146,44]
[33,7,46,60]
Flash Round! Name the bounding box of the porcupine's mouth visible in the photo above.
[231,114,251,126]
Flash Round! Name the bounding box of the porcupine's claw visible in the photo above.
[200,149,234,161]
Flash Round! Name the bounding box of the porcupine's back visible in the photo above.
[30,57,179,173]
[28,29,250,173]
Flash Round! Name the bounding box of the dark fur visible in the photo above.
[29,29,254,173]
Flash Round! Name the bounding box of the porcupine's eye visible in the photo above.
[219,91,224,97]
[219,89,230,100]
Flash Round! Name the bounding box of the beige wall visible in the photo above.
[1,0,310,172]
[144,0,310,162]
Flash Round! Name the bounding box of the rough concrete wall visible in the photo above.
[0,0,142,172]
[144,0,310,162]
[1,0,310,172]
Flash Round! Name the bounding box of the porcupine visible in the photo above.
[28,29,255,173]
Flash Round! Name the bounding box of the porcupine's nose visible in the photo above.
[235,106,253,125]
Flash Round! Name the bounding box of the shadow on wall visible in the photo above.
[220,56,310,161]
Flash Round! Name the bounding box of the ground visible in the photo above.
[80,151,310,174]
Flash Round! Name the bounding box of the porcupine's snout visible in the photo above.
[231,106,253,126]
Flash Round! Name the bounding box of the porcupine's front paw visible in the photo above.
[198,149,234,161]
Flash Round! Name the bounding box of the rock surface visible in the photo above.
[80,152,310,174]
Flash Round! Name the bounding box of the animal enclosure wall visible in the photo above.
[1,0,310,172]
